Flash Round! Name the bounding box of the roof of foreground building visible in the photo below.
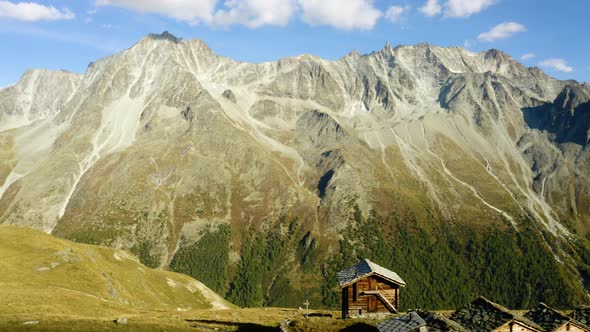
[337,259,406,287]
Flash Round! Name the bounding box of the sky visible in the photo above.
[0,0,589,88]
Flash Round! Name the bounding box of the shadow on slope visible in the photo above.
[522,86,590,146]
[185,319,280,331]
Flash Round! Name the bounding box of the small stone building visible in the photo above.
[377,311,427,332]
[571,306,590,329]
[416,309,468,332]
[524,303,589,332]
[337,259,406,319]
[449,296,543,332]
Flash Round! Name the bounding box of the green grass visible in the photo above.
[0,307,383,332]
[1,225,587,331]
[0,225,381,331]
[0,225,233,324]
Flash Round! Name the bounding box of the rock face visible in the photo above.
[0,69,81,132]
[1,32,590,308]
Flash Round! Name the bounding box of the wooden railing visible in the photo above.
[376,284,397,313]
[377,284,395,304]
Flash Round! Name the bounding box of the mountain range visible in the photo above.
[1,31,590,309]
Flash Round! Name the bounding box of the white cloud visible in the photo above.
[539,59,573,73]
[520,53,535,60]
[298,0,382,30]
[96,0,217,24]
[444,0,496,18]
[477,22,526,42]
[211,0,296,28]
[420,0,441,17]
[97,0,385,30]
[84,9,96,24]
[0,1,75,21]
[385,5,410,24]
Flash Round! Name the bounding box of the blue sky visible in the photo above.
[0,0,589,88]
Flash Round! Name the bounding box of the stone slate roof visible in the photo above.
[416,309,468,332]
[570,306,590,327]
[377,311,426,332]
[337,259,406,287]
[525,303,587,331]
[449,296,542,331]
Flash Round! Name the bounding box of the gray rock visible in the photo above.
[114,317,128,325]
[222,89,237,103]
[279,319,291,332]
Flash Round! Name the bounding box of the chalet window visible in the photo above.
[352,283,358,302]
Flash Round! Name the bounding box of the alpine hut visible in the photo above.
[337,259,406,319]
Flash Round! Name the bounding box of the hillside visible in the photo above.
[1,32,590,309]
[0,225,232,329]
[0,225,377,331]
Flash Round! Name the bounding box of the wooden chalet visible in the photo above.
[337,259,406,319]
[525,303,589,332]
[449,296,543,332]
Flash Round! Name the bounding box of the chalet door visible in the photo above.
[368,297,378,312]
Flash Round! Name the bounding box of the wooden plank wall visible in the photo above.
[343,275,401,317]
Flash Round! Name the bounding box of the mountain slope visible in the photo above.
[1,32,590,309]
[0,225,232,320]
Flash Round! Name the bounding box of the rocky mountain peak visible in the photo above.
[483,48,505,60]
[131,31,214,59]
[528,66,544,76]
[342,49,361,61]
[147,31,182,43]
[555,84,590,110]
